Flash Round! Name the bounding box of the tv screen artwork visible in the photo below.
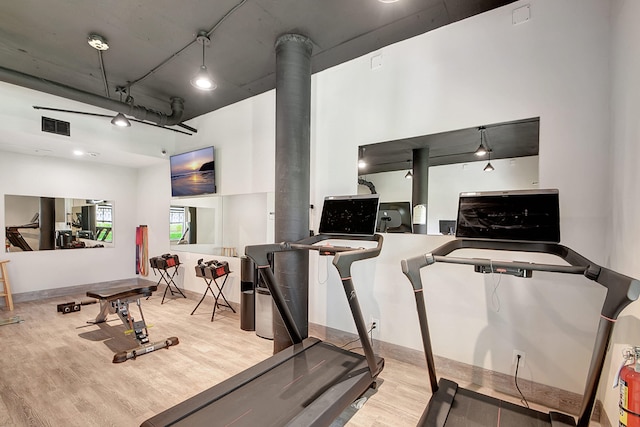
[170,147,216,197]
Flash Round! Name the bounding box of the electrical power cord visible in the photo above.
[342,323,376,351]
[514,354,530,408]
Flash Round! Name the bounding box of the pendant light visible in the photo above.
[475,126,487,157]
[405,171,413,179]
[483,150,494,172]
[111,113,131,127]
[358,147,366,169]
[191,31,217,91]
[111,87,131,127]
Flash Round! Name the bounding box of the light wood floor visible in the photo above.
[0,283,601,427]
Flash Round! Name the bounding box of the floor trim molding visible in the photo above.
[309,322,602,422]
[11,278,241,311]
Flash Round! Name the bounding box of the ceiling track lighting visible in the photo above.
[475,126,488,157]
[191,31,217,91]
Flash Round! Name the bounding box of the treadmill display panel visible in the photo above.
[319,194,380,236]
[455,189,560,243]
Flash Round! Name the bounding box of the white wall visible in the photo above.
[135,92,277,301]
[308,0,611,395]
[0,152,140,292]
[600,0,640,424]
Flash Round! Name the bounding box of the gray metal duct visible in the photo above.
[0,65,184,126]
[273,33,313,353]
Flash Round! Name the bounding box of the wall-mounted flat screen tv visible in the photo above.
[170,147,216,197]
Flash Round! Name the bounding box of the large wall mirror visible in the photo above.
[5,195,114,252]
[357,117,540,235]
[170,196,224,255]
[170,193,274,256]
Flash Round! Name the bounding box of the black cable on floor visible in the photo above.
[515,355,530,408]
[341,324,375,349]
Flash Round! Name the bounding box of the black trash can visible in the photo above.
[240,256,256,331]
[241,290,255,331]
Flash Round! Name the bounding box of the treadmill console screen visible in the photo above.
[319,194,380,236]
[455,189,560,243]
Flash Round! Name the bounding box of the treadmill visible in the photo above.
[141,194,384,427]
[400,190,640,427]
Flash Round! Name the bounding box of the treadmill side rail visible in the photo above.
[419,378,457,427]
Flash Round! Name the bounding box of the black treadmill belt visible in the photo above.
[170,342,367,426]
[447,388,549,427]
[423,379,576,427]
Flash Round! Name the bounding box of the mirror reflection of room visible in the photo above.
[357,117,540,235]
[170,196,223,255]
[4,195,114,252]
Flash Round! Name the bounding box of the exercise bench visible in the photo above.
[192,259,236,321]
[86,284,179,363]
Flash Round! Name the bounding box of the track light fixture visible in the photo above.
[475,126,488,157]
[191,31,217,91]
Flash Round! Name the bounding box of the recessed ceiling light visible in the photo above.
[73,150,84,156]
[378,0,399,3]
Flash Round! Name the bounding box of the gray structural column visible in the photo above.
[411,147,430,235]
[273,34,313,353]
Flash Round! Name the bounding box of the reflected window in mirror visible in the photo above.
[170,196,224,255]
[170,206,188,244]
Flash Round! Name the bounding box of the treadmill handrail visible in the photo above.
[401,238,640,427]
[245,233,384,377]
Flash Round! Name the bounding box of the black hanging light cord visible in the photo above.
[126,0,248,89]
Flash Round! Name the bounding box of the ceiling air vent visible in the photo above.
[41,116,70,136]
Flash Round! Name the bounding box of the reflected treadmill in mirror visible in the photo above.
[4,195,114,252]
[376,201,412,233]
[455,189,560,243]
